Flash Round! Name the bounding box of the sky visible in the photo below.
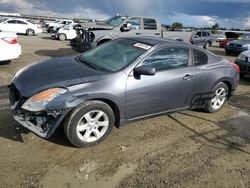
[0,0,250,29]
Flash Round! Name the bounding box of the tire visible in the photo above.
[240,73,245,79]
[204,42,211,49]
[225,50,230,56]
[64,100,115,148]
[204,82,228,113]
[59,33,66,41]
[26,28,35,36]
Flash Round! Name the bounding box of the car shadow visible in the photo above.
[35,48,78,58]
[168,112,250,155]
[0,85,74,147]
[0,60,11,65]
[39,36,56,40]
[209,48,227,57]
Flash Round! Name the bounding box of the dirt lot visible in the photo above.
[1,32,250,188]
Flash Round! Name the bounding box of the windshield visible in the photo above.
[0,18,8,23]
[79,39,148,72]
[104,16,126,27]
[237,33,250,40]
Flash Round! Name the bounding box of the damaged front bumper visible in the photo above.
[12,109,70,138]
[9,84,71,138]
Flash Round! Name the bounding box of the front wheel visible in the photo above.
[64,100,115,148]
[26,28,34,36]
[59,33,66,41]
[204,82,228,113]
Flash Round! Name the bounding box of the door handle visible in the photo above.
[136,33,141,35]
[183,74,193,80]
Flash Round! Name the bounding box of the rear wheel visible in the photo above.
[204,82,228,113]
[26,28,34,36]
[64,100,115,148]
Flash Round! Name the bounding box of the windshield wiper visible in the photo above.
[78,56,100,70]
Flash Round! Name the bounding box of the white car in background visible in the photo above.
[46,19,74,33]
[0,31,21,61]
[52,23,81,40]
[0,18,42,36]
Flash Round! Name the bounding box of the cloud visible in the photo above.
[0,0,110,20]
[166,13,216,27]
[0,0,250,29]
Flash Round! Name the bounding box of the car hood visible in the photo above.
[80,22,114,30]
[13,55,106,97]
[229,40,250,45]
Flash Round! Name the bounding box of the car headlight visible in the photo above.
[22,88,67,112]
[242,44,250,49]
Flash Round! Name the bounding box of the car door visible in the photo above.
[201,31,208,44]
[120,17,143,37]
[142,18,161,37]
[16,20,28,33]
[192,31,203,45]
[125,46,195,120]
[3,20,17,32]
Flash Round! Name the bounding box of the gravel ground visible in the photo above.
[0,32,250,188]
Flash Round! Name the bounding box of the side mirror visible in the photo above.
[134,65,156,76]
[121,22,132,32]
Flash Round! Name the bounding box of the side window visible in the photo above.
[127,18,141,30]
[202,31,207,37]
[196,32,201,37]
[142,47,190,71]
[207,32,211,36]
[62,21,67,24]
[143,18,157,30]
[7,20,17,24]
[16,20,27,25]
[193,49,208,66]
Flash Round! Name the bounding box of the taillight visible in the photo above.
[1,37,17,44]
[231,63,240,74]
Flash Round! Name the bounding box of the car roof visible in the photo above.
[120,36,185,46]
[241,50,250,57]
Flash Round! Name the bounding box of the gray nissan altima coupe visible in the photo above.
[9,37,239,147]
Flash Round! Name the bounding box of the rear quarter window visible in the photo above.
[193,49,208,66]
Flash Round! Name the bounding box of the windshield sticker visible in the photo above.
[134,43,152,50]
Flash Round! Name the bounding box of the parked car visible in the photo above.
[70,15,162,52]
[189,30,213,49]
[235,50,250,78]
[46,19,74,33]
[219,32,240,48]
[10,37,239,148]
[215,32,226,42]
[51,23,82,41]
[225,33,250,55]
[0,18,42,36]
[0,31,21,61]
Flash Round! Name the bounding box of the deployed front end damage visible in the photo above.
[9,84,71,138]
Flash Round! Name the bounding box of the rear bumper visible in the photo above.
[0,43,21,61]
[225,46,247,55]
